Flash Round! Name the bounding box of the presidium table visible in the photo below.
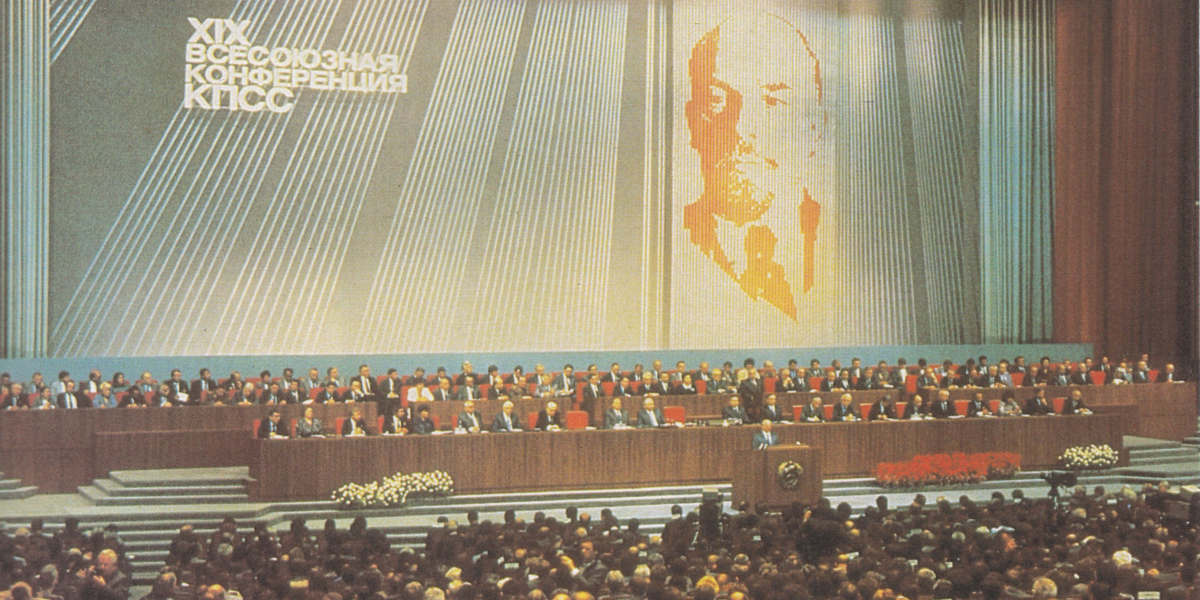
[249,413,1124,501]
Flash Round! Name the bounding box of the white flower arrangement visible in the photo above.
[330,470,454,508]
[1058,444,1119,470]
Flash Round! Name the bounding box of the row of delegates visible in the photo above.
[788,387,1094,423]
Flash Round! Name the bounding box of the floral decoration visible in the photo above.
[1058,444,1119,470]
[874,452,1020,488]
[331,470,454,508]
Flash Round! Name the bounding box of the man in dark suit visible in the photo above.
[603,363,623,383]
[1160,363,1184,383]
[409,405,436,434]
[722,396,749,424]
[965,391,992,417]
[165,369,190,403]
[341,408,372,436]
[457,400,484,433]
[381,405,408,434]
[1025,390,1055,415]
[404,367,428,387]
[535,401,564,431]
[282,380,304,405]
[868,395,897,421]
[929,390,954,418]
[150,383,175,407]
[610,376,635,397]
[506,366,526,385]
[752,419,778,450]
[350,364,377,400]
[916,368,939,390]
[603,397,629,429]
[57,380,90,409]
[258,381,283,406]
[491,400,521,432]
[1131,360,1152,384]
[258,410,286,439]
[4,383,27,409]
[190,368,219,401]
[799,395,824,422]
[831,393,859,422]
[637,397,667,428]
[738,368,764,421]
[581,373,604,417]
[431,378,454,403]
[761,394,785,422]
[651,372,675,396]
[1061,388,1092,415]
[819,371,842,392]
[316,382,341,404]
[87,549,130,600]
[1069,366,1092,385]
[806,359,823,379]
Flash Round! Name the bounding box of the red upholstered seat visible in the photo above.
[792,405,805,421]
[1011,372,1025,386]
[334,417,345,435]
[1090,371,1106,385]
[527,412,539,430]
[905,375,918,394]
[376,416,384,433]
[663,405,685,423]
[602,381,615,395]
[823,405,834,421]
[478,383,490,399]
[251,419,261,439]
[695,380,707,395]
[289,419,297,437]
[1148,369,1160,383]
[859,403,872,420]
[989,400,1001,414]
[566,410,589,430]
[1052,397,1065,413]
[808,377,823,391]
[896,402,908,419]
[309,388,321,400]
[763,377,777,393]
[954,400,969,416]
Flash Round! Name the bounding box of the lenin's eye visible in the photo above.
[763,95,786,108]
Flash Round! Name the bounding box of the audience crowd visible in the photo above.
[2,484,1197,600]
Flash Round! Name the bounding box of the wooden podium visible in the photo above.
[731,444,823,509]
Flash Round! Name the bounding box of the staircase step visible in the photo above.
[0,479,24,491]
[0,486,38,500]
[109,468,252,488]
[93,478,247,497]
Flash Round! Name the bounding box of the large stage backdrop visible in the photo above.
[23,0,1057,356]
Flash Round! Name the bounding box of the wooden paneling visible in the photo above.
[251,414,1124,500]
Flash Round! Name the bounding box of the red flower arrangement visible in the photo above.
[874,452,1021,488]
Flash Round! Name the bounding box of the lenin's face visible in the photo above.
[684,12,824,319]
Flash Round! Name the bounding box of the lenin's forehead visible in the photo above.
[705,13,813,88]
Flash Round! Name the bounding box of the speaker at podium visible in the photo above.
[731,444,822,509]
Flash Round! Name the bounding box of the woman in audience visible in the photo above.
[295,406,323,438]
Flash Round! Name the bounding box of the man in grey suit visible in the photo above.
[637,397,666,428]
[454,376,481,402]
[457,400,484,433]
[603,397,629,429]
[752,419,778,450]
[491,400,521,432]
